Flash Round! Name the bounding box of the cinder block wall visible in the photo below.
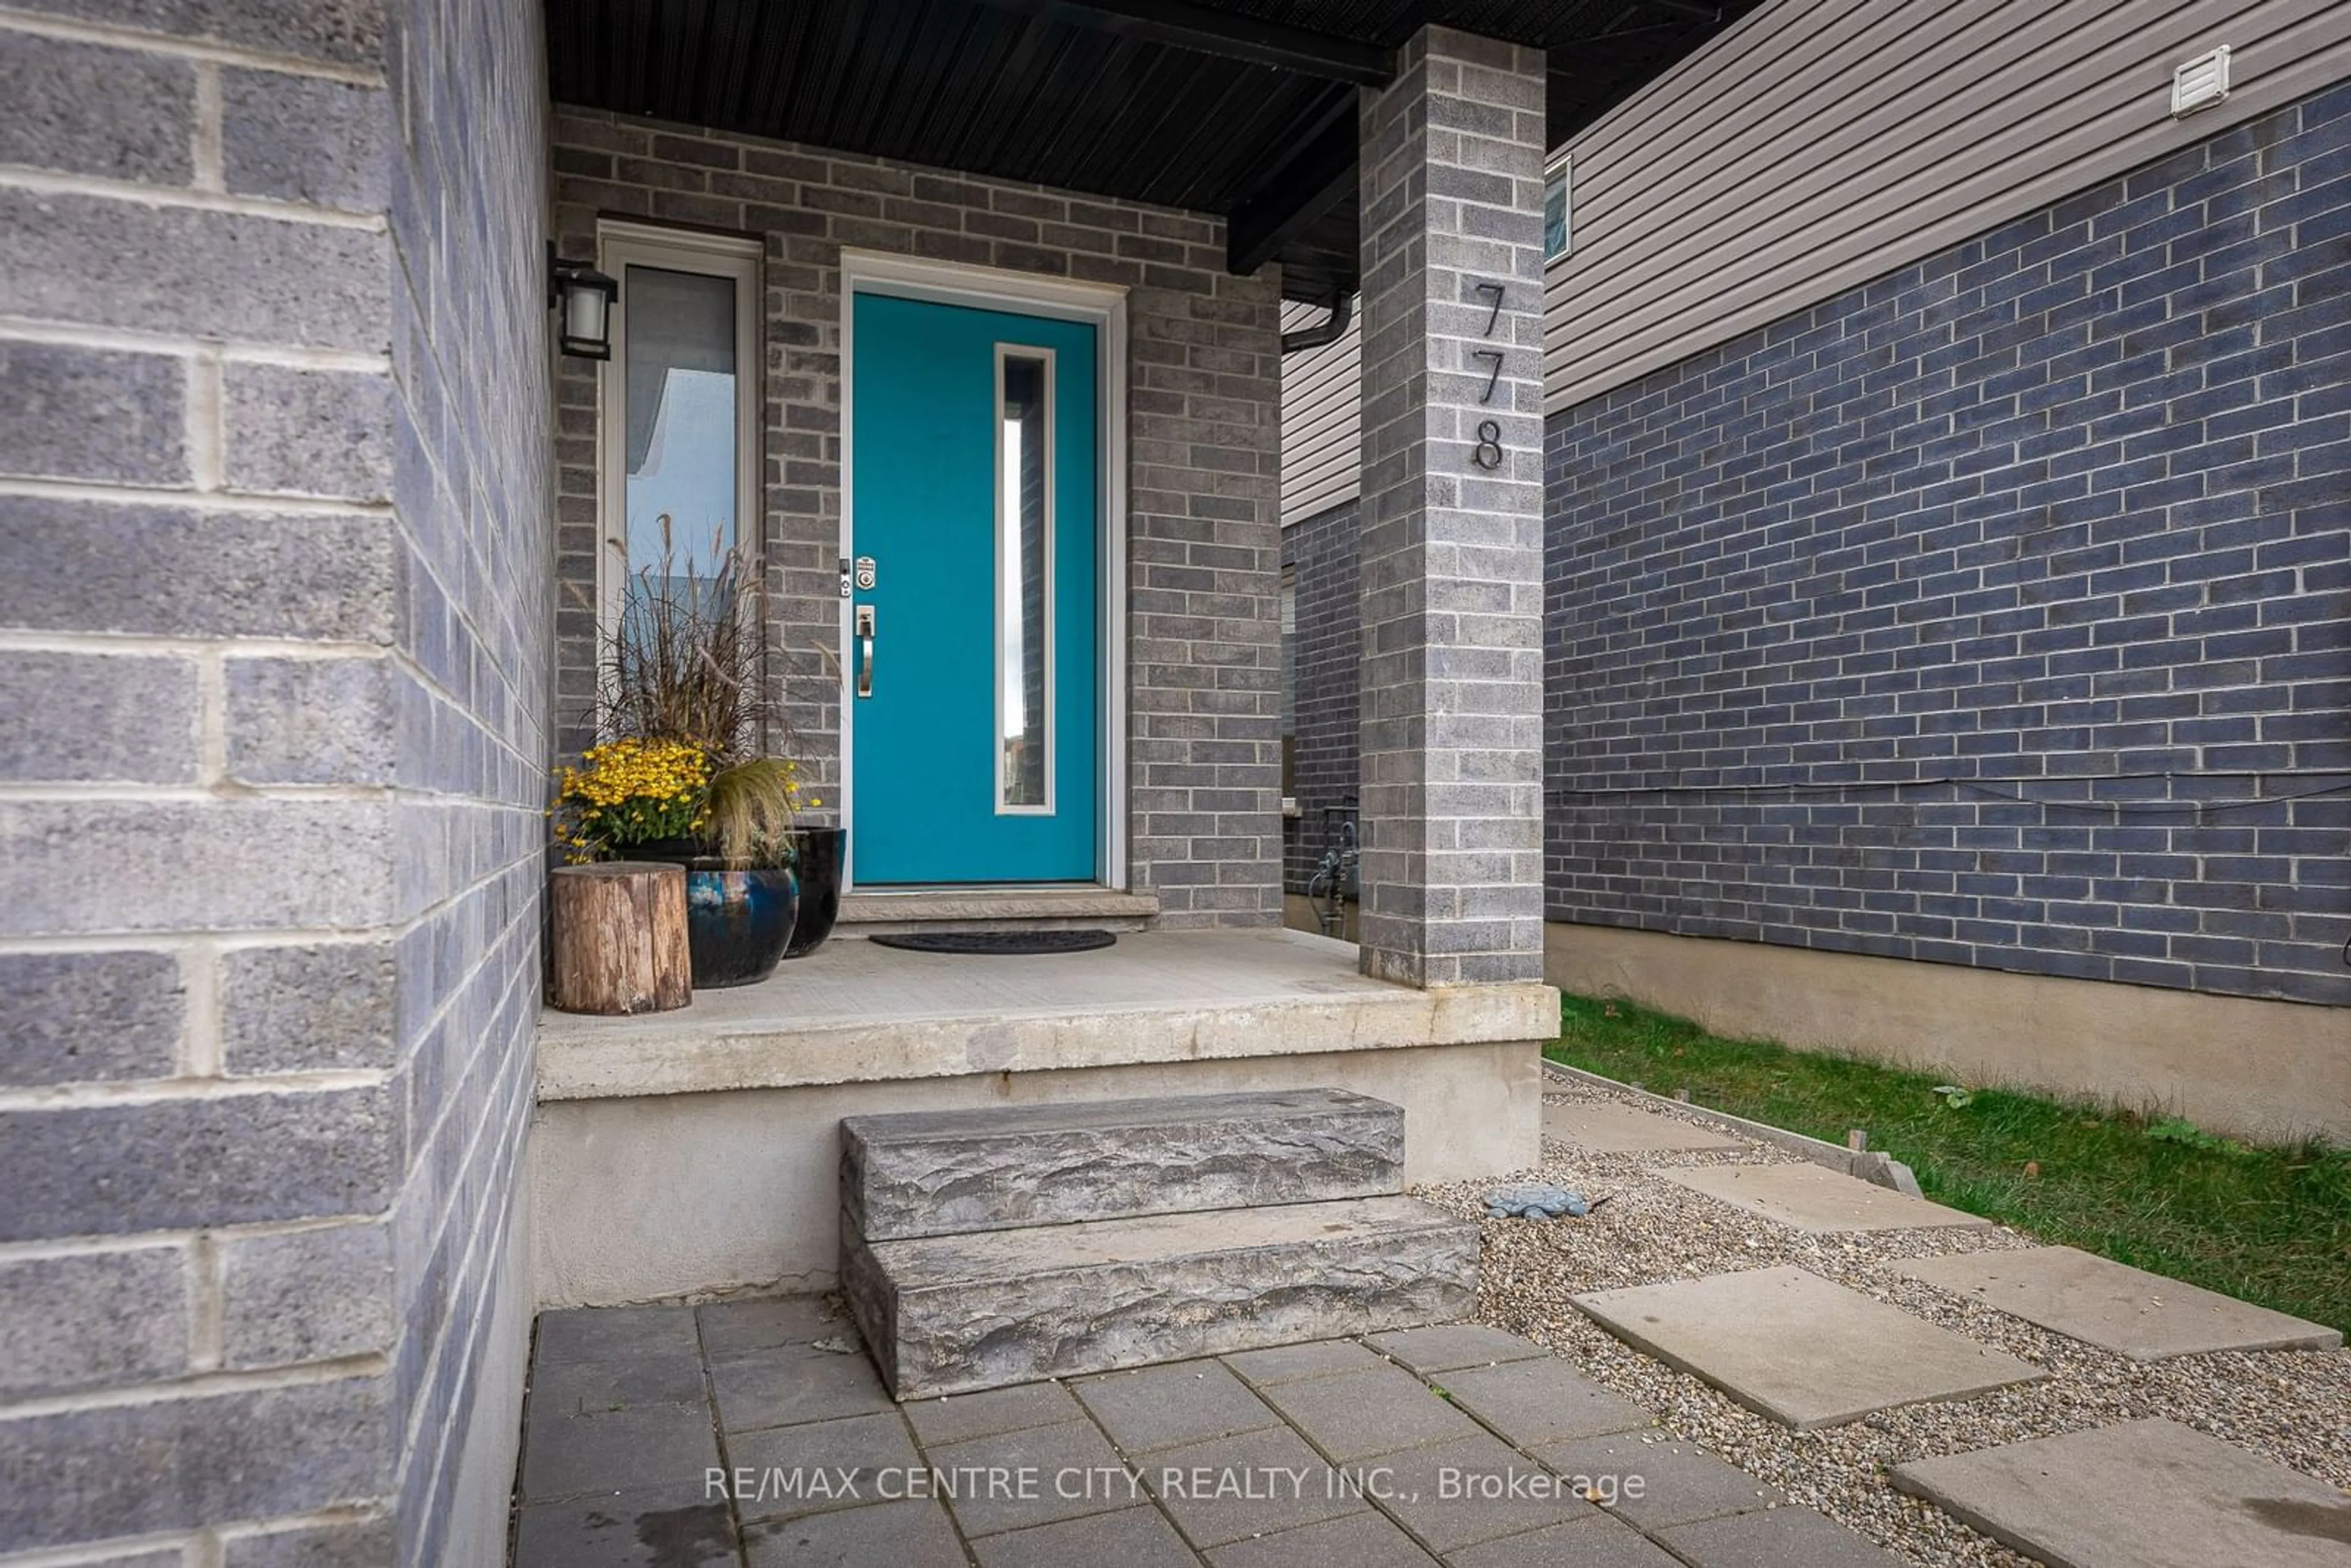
[1545,81,2350,1006]
[1281,500,1362,894]
[550,110,1285,926]
[0,0,550,1561]
[381,0,552,1561]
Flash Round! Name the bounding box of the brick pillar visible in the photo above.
[1355,26,1547,986]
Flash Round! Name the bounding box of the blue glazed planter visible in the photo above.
[681,863,800,989]
[629,839,800,989]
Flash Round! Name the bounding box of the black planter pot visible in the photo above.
[784,826,846,959]
[628,839,800,989]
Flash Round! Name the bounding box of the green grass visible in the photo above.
[1547,993,2351,1335]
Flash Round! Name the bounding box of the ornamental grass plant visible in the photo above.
[596,519,767,761]
[555,517,817,867]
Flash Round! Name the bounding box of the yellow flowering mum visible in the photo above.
[551,738,712,861]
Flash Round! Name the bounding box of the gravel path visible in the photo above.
[1412,1078,2351,1568]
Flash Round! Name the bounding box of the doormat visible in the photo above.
[870,929,1117,955]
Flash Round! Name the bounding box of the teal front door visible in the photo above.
[849,293,1100,885]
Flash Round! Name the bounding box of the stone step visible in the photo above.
[842,1195,1479,1397]
[840,1088,1404,1241]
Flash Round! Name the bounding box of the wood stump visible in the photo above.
[548,861,692,1015]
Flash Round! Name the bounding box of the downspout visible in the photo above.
[1280,290,1352,353]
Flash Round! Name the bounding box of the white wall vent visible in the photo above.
[2172,45,2231,118]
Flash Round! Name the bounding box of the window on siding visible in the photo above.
[1543,154,1573,263]
[597,227,760,644]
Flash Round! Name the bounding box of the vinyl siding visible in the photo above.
[1278,296,1360,525]
[1543,0,2351,413]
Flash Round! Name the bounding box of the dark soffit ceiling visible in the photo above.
[547,0,1755,303]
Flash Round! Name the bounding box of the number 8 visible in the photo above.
[1472,419,1504,470]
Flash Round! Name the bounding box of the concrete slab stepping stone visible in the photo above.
[1363,1322,1548,1374]
[1253,1362,1482,1459]
[1662,1161,1989,1231]
[1571,1266,2047,1428]
[1658,1504,1904,1567]
[1074,1358,1284,1453]
[741,1498,967,1568]
[1892,1418,2351,1568]
[969,1503,1203,1568]
[1448,1515,1684,1567]
[1204,1509,1439,1567]
[1537,1431,1786,1529]
[1543,1099,1744,1153]
[1899,1245,2344,1359]
[1431,1356,1652,1446]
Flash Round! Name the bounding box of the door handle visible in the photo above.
[855,604,875,697]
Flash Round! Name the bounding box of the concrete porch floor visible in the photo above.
[511,1298,1892,1567]
[535,928,1557,1101]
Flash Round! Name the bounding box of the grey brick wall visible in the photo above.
[1546,80,2351,1007]
[0,0,549,1561]
[550,110,1283,925]
[381,0,551,1561]
[1281,501,1362,894]
[1354,26,1550,985]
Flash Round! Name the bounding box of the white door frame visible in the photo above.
[836,249,1130,895]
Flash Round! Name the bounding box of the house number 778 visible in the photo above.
[1471,282,1506,470]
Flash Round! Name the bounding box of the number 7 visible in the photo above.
[1471,349,1504,405]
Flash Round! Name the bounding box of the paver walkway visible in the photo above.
[512,1304,1894,1566]
[511,1085,2350,1567]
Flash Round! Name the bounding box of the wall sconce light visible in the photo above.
[548,242,620,359]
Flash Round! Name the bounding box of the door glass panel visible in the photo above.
[999,353,1051,811]
[623,264,737,615]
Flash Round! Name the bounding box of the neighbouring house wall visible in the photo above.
[550,110,1284,926]
[381,0,552,1562]
[1281,500,1360,896]
[1546,78,2351,1008]
[1548,924,2351,1142]
[1544,0,2351,413]
[0,0,550,1561]
[1279,296,1363,524]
